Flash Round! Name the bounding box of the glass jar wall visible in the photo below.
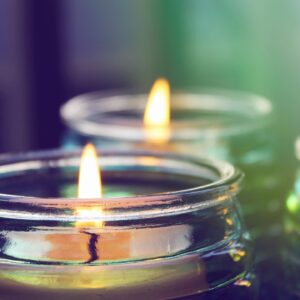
[0,149,256,299]
[60,89,283,261]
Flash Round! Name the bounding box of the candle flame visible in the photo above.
[144,78,171,144]
[78,143,102,198]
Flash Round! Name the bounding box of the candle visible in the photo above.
[60,83,284,262]
[0,149,257,299]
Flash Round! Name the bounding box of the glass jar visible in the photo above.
[60,89,283,257]
[0,149,257,299]
[283,136,300,298]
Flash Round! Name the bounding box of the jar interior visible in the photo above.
[63,93,271,133]
[0,154,219,198]
[0,151,251,298]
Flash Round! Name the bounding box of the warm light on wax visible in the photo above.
[78,143,102,198]
[144,78,171,144]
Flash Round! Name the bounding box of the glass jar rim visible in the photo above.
[60,89,273,142]
[0,149,243,222]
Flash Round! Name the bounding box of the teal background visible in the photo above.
[153,1,299,167]
[0,0,298,171]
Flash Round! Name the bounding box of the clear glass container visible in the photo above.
[283,136,300,298]
[0,149,257,299]
[60,89,283,257]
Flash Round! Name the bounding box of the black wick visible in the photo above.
[81,231,100,263]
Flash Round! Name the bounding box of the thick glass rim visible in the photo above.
[60,89,273,142]
[0,149,243,222]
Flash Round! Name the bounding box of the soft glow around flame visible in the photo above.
[144,78,171,144]
[144,78,170,127]
[78,143,102,198]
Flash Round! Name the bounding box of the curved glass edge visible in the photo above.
[0,149,243,222]
[60,89,273,142]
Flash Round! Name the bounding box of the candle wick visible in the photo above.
[82,231,99,263]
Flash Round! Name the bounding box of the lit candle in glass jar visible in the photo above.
[0,148,256,299]
[60,82,283,263]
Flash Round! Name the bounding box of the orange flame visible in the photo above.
[78,143,102,198]
[77,143,103,227]
[144,78,171,144]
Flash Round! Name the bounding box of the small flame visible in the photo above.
[144,78,170,127]
[78,143,102,198]
[144,78,171,144]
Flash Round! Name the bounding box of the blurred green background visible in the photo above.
[0,0,298,170]
[154,0,299,167]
